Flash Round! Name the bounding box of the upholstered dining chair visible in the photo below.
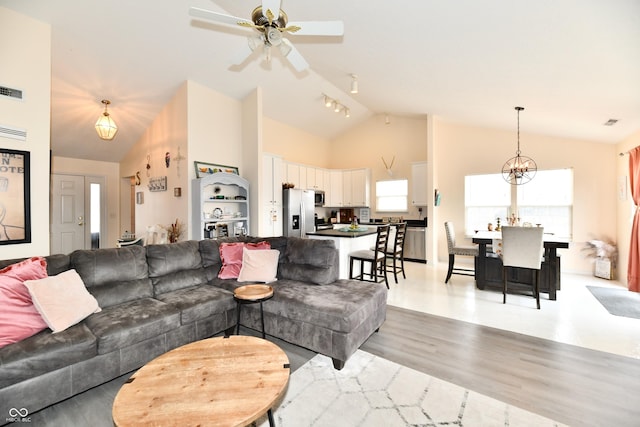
[145,224,168,245]
[444,221,478,283]
[385,222,407,284]
[500,226,545,309]
[349,224,390,288]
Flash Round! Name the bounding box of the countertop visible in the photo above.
[306,227,378,238]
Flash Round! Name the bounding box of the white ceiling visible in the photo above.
[2,0,639,163]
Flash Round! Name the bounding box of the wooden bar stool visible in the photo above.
[349,225,390,288]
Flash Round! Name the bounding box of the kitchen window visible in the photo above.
[376,179,408,212]
[464,169,573,238]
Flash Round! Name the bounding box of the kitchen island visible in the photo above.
[307,227,378,279]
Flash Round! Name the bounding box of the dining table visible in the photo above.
[472,230,569,300]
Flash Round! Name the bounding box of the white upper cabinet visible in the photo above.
[411,161,428,206]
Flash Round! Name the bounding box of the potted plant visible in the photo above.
[583,238,618,280]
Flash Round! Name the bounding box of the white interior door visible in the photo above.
[51,174,85,254]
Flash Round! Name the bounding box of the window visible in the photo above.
[464,169,573,238]
[376,179,408,212]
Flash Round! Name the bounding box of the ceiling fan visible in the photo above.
[189,0,344,72]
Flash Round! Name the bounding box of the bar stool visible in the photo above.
[444,221,478,283]
[349,225,390,288]
[384,222,407,283]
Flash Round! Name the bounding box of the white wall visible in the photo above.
[120,82,189,240]
[263,117,333,168]
[0,8,51,258]
[433,118,617,274]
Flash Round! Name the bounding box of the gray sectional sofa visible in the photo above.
[0,236,387,420]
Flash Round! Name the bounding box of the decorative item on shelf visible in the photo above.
[502,106,537,185]
[194,161,239,178]
[148,176,167,192]
[495,217,501,231]
[487,222,494,231]
[282,182,295,189]
[508,212,520,226]
[95,99,118,140]
[166,218,184,243]
[583,238,618,280]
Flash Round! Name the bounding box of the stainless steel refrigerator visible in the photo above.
[283,188,315,238]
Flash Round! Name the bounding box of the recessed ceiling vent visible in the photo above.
[0,124,27,141]
[0,85,23,100]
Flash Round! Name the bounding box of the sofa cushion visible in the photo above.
[146,241,208,294]
[238,248,280,283]
[0,323,96,388]
[70,246,151,308]
[155,285,235,324]
[220,278,387,333]
[24,269,101,333]
[279,237,339,285]
[0,257,49,349]
[218,241,271,279]
[83,298,180,354]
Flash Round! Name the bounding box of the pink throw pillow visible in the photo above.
[0,257,49,349]
[218,241,270,279]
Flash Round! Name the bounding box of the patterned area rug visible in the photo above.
[588,286,640,319]
[258,350,565,426]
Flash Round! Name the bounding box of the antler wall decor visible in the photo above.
[382,156,395,176]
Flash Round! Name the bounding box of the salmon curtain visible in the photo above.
[627,146,640,292]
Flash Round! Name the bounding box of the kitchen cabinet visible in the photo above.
[411,161,428,206]
[191,173,250,240]
[260,154,283,237]
[328,170,344,207]
[343,168,370,207]
[306,167,325,191]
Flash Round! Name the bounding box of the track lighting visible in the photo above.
[321,94,350,119]
[350,74,358,94]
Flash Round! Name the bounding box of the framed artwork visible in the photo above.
[0,149,31,244]
[194,161,239,178]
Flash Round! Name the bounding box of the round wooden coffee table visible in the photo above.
[112,335,289,427]
[234,284,274,338]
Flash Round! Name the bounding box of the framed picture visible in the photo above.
[0,149,31,244]
[194,161,239,178]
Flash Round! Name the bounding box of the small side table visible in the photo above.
[234,284,274,338]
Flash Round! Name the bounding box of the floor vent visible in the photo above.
[0,85,23,100]
[0,125,27,141]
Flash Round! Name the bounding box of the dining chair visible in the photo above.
[145,224,168,245]
[385,222,407,284]
[444,221,478,283]
[500,226,545,309]
[349,224,390,288]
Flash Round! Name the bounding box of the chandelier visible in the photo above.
[95,99,118,140]
[502,106,536,185]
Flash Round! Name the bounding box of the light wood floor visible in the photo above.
[25,306,640,427]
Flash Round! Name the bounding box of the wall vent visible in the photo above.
[0,85,23,100]
[0,124,27,141]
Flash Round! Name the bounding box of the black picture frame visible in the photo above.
[0,149,31,244]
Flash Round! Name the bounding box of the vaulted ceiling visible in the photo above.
[2,0,639,163]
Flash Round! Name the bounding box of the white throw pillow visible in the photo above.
[237,248,280,283]
[24,269,101,333]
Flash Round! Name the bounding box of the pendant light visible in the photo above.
[95,99,118,140]
[502,106,536,185]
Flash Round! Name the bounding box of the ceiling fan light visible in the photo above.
[95,100,118,140]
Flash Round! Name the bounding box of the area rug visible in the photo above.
[257,350,565,427]
[588,286,640,319]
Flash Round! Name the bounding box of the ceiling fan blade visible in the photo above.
[280,39,309,72]
[287,20,344,36]
[262,0,282,20]
[189,6,252,27]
